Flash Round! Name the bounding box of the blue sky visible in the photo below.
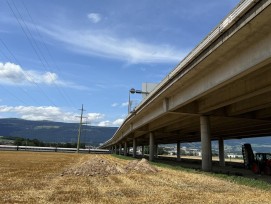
[0,0,239,126]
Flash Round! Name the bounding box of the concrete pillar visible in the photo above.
[119,144,122,155]
[200,116,212,171]
[154,144,158,158]
[133,138,137,158]
[177,141,181,161]
[124,142,127,156]
[142,145,144,157]
[149,132,154,161]
[219,137,225,167]
[114,145,117,154]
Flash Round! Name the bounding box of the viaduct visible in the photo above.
[100,0,271,171]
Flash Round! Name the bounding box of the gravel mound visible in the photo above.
[125,158,159,173]
[62,157,158,177]
[63,157,127,176]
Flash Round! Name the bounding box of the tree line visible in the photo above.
[4,136,86,148]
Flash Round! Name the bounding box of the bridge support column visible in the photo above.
[133,138,137,158]
[142,145,144,157]
[155,144,158,158]
[219,138,225,167]
[149,132,154,161]
[114,145,117,154]
[119,144,122,155]
[200,116,212,172]
[124,142,127,156]
[177,141,181,161]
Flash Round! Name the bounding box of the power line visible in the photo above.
[6,0,59,107]
[12,0,77,109]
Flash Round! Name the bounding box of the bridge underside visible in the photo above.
[124,21,271,146]
[102,0,271,171]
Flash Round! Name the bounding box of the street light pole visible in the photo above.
[128,88,149,114]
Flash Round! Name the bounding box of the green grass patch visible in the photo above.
[211,173,271,190]
[113,155,271,190]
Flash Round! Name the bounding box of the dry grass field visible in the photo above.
[1,151,271,204]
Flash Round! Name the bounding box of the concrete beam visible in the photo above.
[199,66,271,114]
[226,91,271,116]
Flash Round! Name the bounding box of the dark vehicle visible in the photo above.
[242,143,271,175]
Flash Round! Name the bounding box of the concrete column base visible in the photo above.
[200,116,212,172]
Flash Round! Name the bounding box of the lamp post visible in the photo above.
[128,88,149,114]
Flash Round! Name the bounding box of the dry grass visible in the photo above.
[1,151,270,204]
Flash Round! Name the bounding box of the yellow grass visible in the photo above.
[0,151,270,204]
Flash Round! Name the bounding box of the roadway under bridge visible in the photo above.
[100,0,271,171]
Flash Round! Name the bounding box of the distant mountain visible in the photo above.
[0,118,118,146]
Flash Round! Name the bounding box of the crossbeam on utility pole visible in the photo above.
[77,104,86,153]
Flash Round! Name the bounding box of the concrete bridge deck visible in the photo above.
[101,0,271,171]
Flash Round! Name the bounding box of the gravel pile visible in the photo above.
[63,157,126,176]
[125,158,159,173]
[62,157,158,177]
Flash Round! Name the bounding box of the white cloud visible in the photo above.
[121,102,129,107]
[111,103,118,107]
[36,24,186,64]
[0,105,76,122]
[97,118,124,127]
[86,113,105,121]
[97,120,111,127]
[0,62,87,89]
[112,118,124,126]
[87,13,101,23]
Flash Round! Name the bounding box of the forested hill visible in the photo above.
[0,118,118,146]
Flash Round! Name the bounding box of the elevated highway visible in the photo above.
[101,0,271,171]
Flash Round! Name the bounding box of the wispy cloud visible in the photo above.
[111,102,129,108]
[87,13,101,23]
[121,102,129,107]
[36,24,186,64]
[0,62,87,89]
[111,103,118,107]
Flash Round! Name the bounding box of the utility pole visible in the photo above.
[77,104,85,153]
